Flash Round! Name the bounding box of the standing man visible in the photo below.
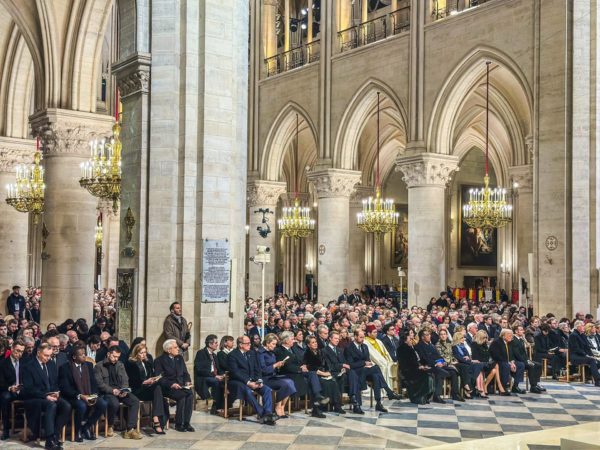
[163,302,191,359]
[6,286,26,319]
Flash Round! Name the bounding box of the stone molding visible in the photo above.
[509,164,533,192]
[263,0,279,6]
[350,185,375,207]
[0,137,35,172]
[112,52,151,99]
[308,169,361,199]
[283,192,309,207]
[247,180,287,207]
[30,109,114,157]
[396,153,459,188]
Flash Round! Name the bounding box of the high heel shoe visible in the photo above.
[153,422,166,435]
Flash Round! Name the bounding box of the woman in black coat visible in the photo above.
[397,330,434,405]
[126,343,169,433]
[303,335,343,415]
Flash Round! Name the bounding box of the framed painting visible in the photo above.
[459,185,497,267]
[391,204,408,268]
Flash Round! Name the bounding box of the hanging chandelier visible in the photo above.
[5,136,46,224]
[357,92,399,237]
[278,113,315,239]
[463,62,512,229]
[79,89,122,214]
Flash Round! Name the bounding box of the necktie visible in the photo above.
[42,363,49,381]
[15,360,19,385]
[209,352,217,376]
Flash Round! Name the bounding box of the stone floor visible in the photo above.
[2,381,600,449]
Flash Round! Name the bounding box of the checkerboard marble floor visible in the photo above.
[3,381,600,450]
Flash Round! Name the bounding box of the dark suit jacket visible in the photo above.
[415,341,444,366]
[21,358,59,400]
[569,331,592,359]
[489,338,515,363]
[512,337,529,363]
[343,342,370,370]
[193,348,223,399]
[226,349,260,385]
[274,345,304,375]
[381,335,399,362]
[0,356,18,391]
[154,353,191,388]
[58,362,99,400]
[6,294,26,318]
[217,351,229,372]
[322,345,346,375]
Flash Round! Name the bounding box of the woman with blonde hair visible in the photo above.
[471,330,505,397]
[257,333,296,418]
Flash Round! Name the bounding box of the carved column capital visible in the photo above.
[396,153,459,188]
[308,169,361,199]
[350,185,374,207]
[247,180,287,207]
[509,164,533,193]
[0,137,35,172]
[112,52,151,99]
[30,109,114,158]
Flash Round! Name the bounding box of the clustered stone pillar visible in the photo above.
[510,165,533,306]
[0,138,34,298]
[246,180,286,299]
[396,153,458,307]
[99,200,120,290]
[309,169,361,303]
[262,0,279,59]
[31,109,113,327]
[348,186,372,289]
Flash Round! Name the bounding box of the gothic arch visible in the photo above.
[427,46,533,166]
[261,101,319,182]
[334,78,408,171]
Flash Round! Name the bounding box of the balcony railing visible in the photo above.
[338,3,411,53]
[265,39,321,77]
[432,0,491,20]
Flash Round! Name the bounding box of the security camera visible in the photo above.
[256,245,270,254]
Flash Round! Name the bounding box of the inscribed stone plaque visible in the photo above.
[202,239,231,303]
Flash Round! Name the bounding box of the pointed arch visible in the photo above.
[427,45,533,167]
[261,101,319,181]
[334,78,408,170]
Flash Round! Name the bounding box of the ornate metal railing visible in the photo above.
[338,3,411,53]
[265,39,321,77]
[432,0,491,20]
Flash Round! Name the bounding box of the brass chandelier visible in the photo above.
[5,137,46,224]
[79,90,122,214]
[462,62,512,229]
[357,92,399,237]
[278,113,315,240]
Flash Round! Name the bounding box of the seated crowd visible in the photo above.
[2,285,600,447]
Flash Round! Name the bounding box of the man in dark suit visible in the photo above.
[95,335,129,364]
[227,336,275,424]
[323,331,358,413]
[478,315,495,339]
[316,325,329,349]
[513,325,544,393]
[0,340,25,440]
[489,329,525,394]
[46,336,69,373]
[155,339,195,431]
[194,334,226,414]
[380,323,399,363]
[344,329,400,413]
[415,329,462,404]
[569,320,600,386]
[21,343,72,450]
[59,346,107,442]
[6,285,26,319]
[244,318,260,339]
[348,289,361,305]
[337,289,349,304]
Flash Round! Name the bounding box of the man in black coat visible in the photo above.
[323,331,359,412]
[154,339,195,431]
[415,329,462,403]
[194,334,225,414]
[569,320,600,386]
[6,286,26,319]
[489,329,525,393]
[227,336,275,424]
[513,325,544,393]
[21,343,72,450]
[380,323,399,363]
[58,347,107,442]
[344,329,400,413]
[348,289,361,305]
[0,340,25,440]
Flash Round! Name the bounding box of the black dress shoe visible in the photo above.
[375,402,388,413]
[44,440,58,450]
[530,386,543,394]
[315,395,330,406]
[452,395,465,402]
[184,424,195,432]
[333,406,346,415]
[538,385,547,392]
[500,391,512,396]
[175,424,187,432]
[311,407,326,418]
[83,425,96,440]
[387,391,401,400]
[511,387,526,394]
[432,396,446,404]
[352,405,365,414]
[74,430,84,443]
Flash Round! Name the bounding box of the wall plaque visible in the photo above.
[545,236,558,251]
[202,239,231,303]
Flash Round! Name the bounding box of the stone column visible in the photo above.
[262,0,279,59]
[309,169,361,303]
[396,153,458,307]
[0,138,34,301]
[338,0,353,31]
[30,109,113,327]
[99,200,120,289]
[348,186,372,289]
[246,180,286,299]
[510,165,533,306]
